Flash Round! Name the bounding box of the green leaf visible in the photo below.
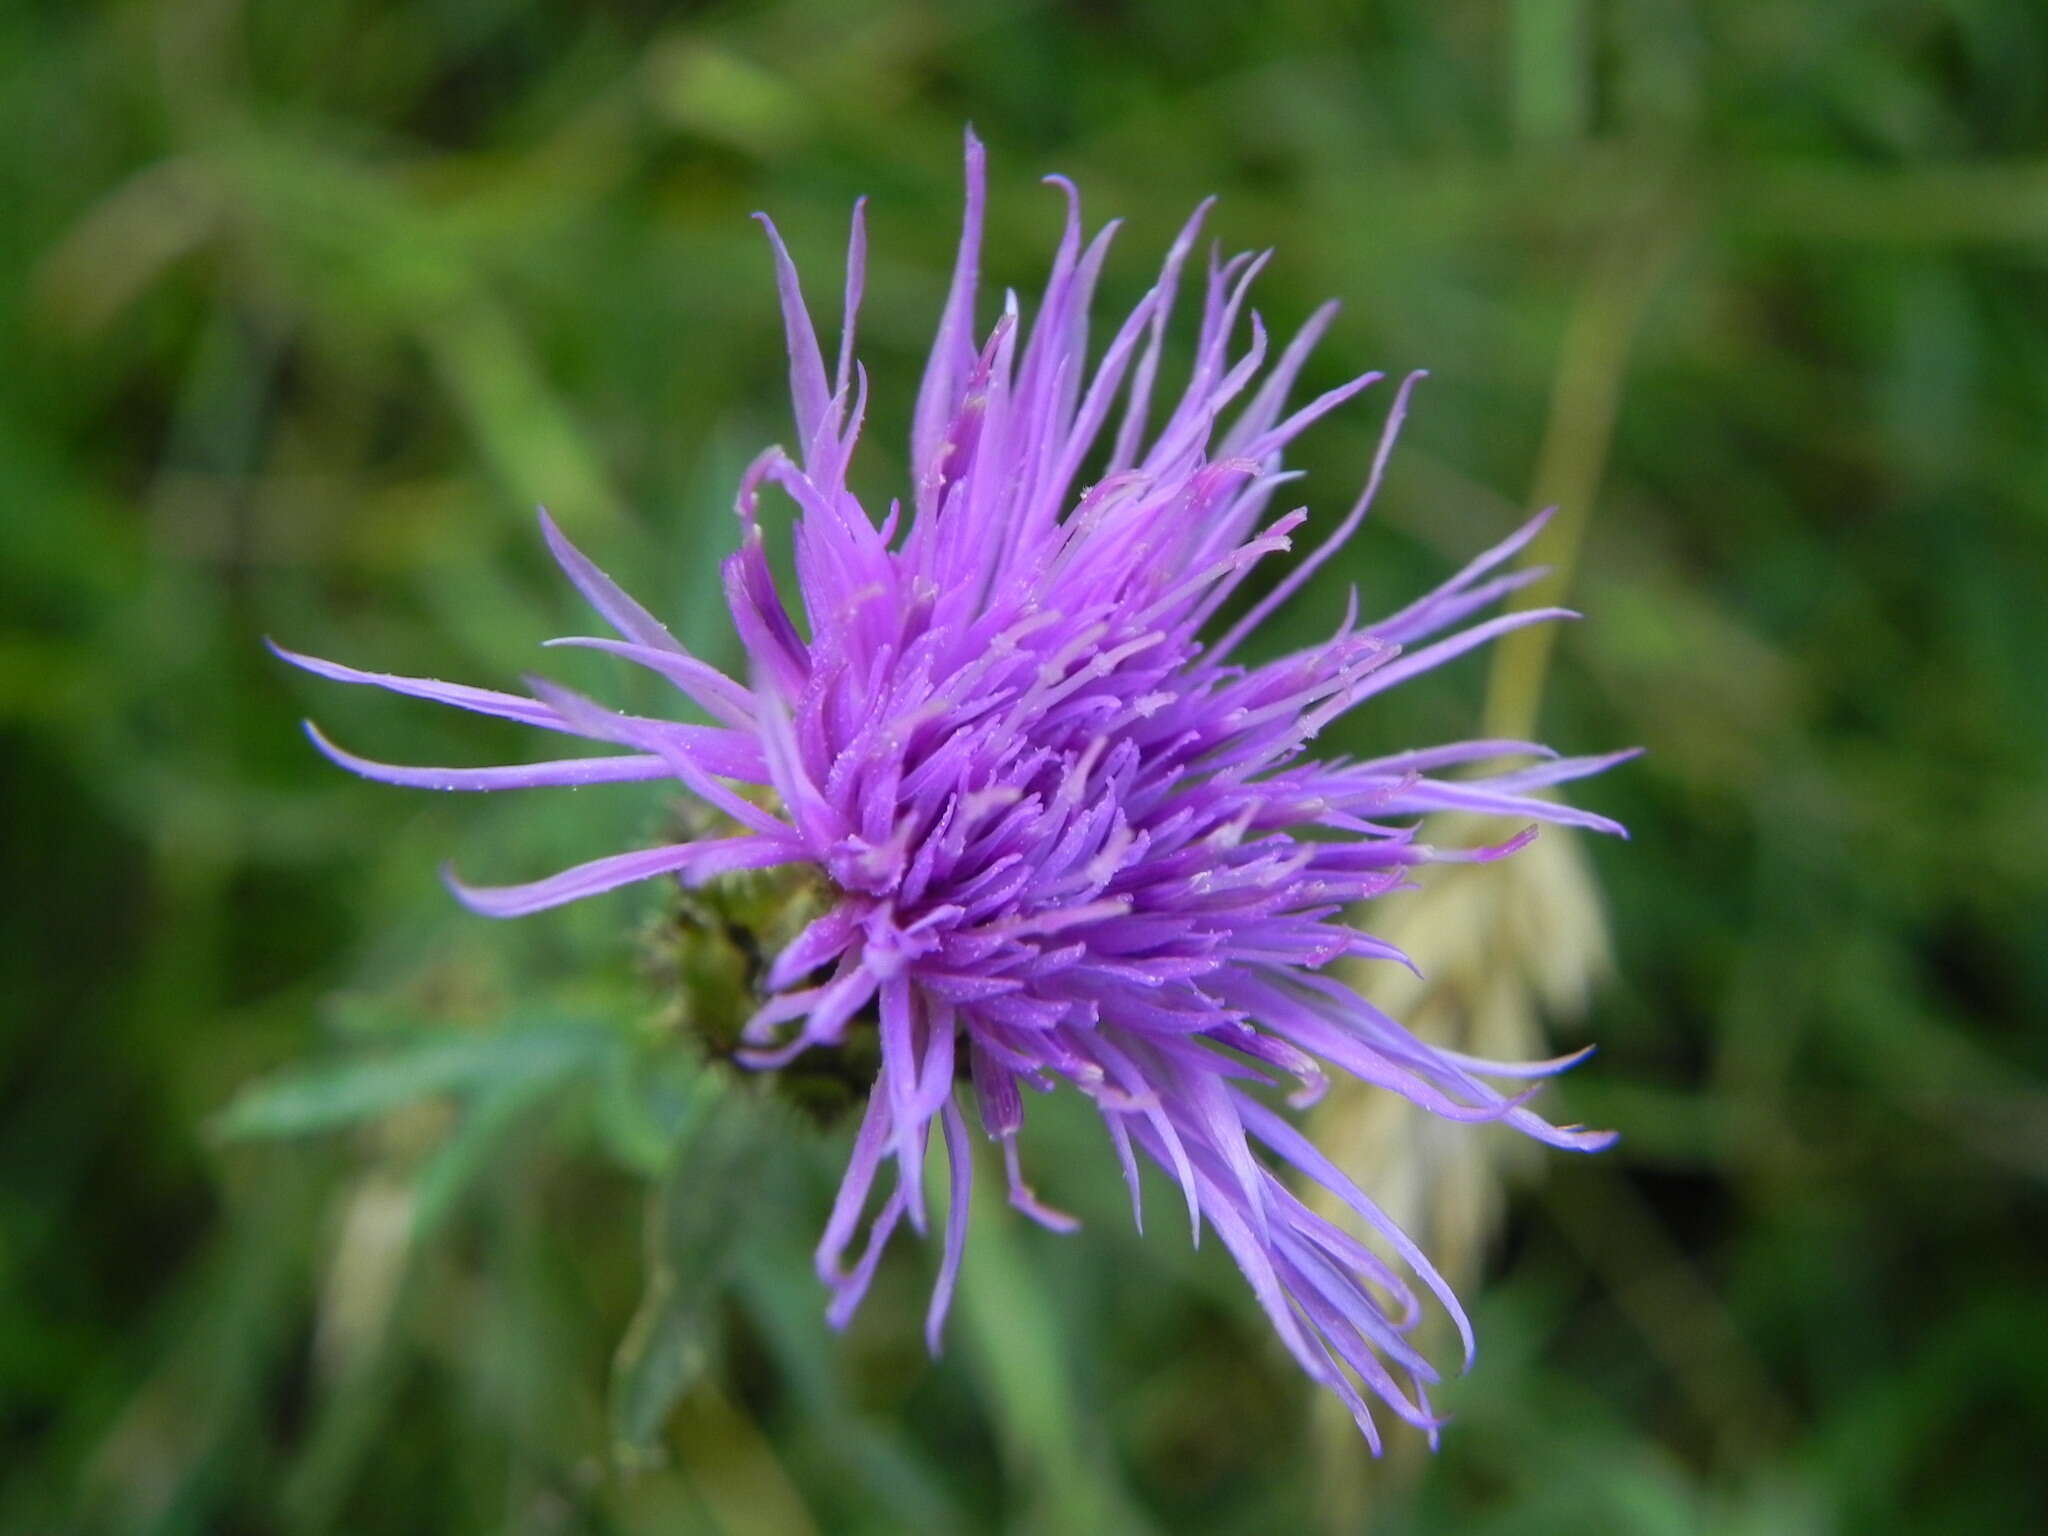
[212,1022,613,1141]
[957,1141,1157,1536]
[609,1085,765,1464]
[407,1070,560,1244]
[591,1040,705,1179]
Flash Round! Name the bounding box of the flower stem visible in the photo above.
[1482,194,1686,742]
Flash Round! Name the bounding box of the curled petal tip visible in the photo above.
[300,718,348,764]
[438,862,482,911]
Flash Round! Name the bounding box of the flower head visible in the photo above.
[278,131,1631,1448]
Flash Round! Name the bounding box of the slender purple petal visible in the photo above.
[756,213,832,452]
[538,508,684,654]
[269,640,563,733]
[926,1099,973,1355]
[304,721,667,791]
[1211,370,1426,663]
[444,837,798,918]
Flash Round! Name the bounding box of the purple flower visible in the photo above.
[277,131,1630,1449]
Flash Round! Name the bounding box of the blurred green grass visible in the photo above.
[3,1,2045,1531]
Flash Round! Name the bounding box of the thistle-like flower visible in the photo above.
[276,132,1631,1448]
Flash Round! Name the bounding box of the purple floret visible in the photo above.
[278,130,1633,1449]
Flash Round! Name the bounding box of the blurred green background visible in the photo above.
[5,1,2046,1531]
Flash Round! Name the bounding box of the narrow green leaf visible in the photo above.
[957,1142,1157,1536]
[213,1023,611,1141]
[408,1071,560,1244]
[610,1086,764,1463]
